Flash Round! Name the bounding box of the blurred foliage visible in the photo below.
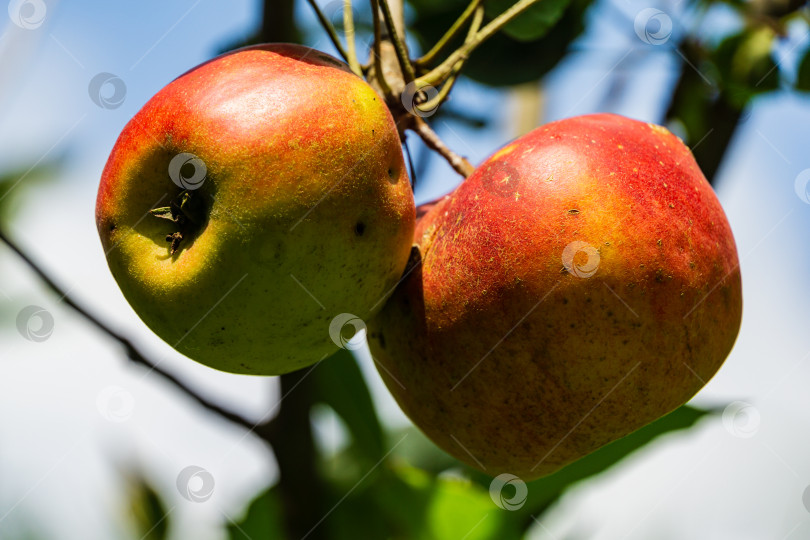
[227,346,715,540]
[0,158,63,225]
[126,475,170,540]
[312,348,385,466]
[410,0,592,86]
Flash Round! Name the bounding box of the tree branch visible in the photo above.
[418,4,484,113]
[305,0,352,66]
[343,0,363,75]
[412,117,474,177]
[378,0,416,83]
[0,228,259,434]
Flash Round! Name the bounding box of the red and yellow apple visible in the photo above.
[96,44,415,375]
[368,113,742,479]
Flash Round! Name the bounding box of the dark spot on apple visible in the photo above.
[377,332,386,349]
[109,223,116,232]
[388,167,395,179]
[562,297,568,304]
[355,222,366,236]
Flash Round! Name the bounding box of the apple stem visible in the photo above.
[412,116,474,177]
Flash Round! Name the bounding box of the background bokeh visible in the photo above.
[2,0,810,538]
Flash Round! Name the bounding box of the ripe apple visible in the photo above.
[96,44,415,375]
[368,113,742,479]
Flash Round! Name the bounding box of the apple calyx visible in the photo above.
[149,190,206,255]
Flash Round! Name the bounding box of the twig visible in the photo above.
[343,0,363,76]
[378,0,417,83]
[412,116,474,177]
[415,0,482,67]
[370,0,393,95]
[0,228,259,433]
[417,0,543,87]
[305,0,352,65]
[418,4,484,113]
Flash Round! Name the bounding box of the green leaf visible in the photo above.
[485,0,573,42]
[373,464,510,540]
[713,28,779,106]
[410,0,593,86]
[0,157,63,224]
[126,475,171,540]
[495,405,715,521]
[226,487,286,540]
[312,348,385,464]
[796,46,810,92]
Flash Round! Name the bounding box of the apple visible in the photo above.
[368,113,742,479]
[96,44,415,375]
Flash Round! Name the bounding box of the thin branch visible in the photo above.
[411,116,474,177]
[415,0,482,68]
[370,0,393,95]
[305,0,351,64]
[418,4,484,113]
[378,0,417,83]
[343,0,363,76]
[417,0,543,87]
[0,228,259,434]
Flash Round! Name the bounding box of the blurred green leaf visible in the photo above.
[480,405,715,528]
[0,158,63,224]
[326,463,510,540]
[795,45,810,91]
[312,348,385,464]
[485,0,573,42]
[226,486,286,540]
[127,476,170,540]
[713,27,779,106]
[409,0,592,86]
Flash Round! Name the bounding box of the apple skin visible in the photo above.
[96,44,415,375]
[368,113,742,480]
